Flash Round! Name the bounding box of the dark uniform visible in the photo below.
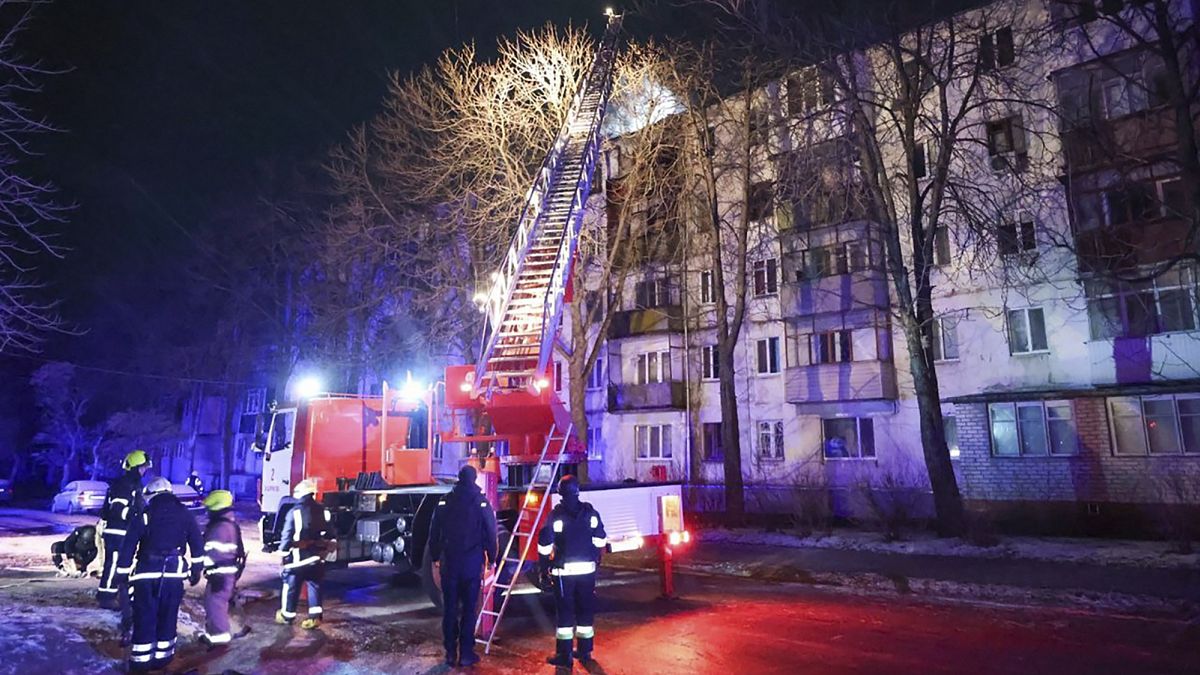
[427,465,498,667]
[537,475,607,667]
[52,524,98,576]
[98,467,144,625]
[278,490,332,625]
[116,485,204,672]
[187,472,204,494]
[201,505,245,644]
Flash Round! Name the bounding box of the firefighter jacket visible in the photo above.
[202,509,244,578]
[100,469,144,536]
[537,498,607,576]
[279,495,332,570]
[116,492,205,583]
[427,482,498,576]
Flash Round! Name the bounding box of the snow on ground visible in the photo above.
[701,527,1200,569]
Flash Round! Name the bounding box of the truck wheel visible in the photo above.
[422,549,442,609]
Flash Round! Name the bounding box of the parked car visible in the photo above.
[171,483,205,514]
[51,480,109,514]
[0,478,12,503]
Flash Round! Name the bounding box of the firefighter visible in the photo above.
[52,523,98,577]
[115,477,204,672]
[427,464,498,668]
[200,489,246,646]
[186,470,205,495]
[276,478,332,628]
[537,474,607,668]
[97,449,151,632]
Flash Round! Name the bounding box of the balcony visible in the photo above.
[607,305,683,339]
[607,381,687,412]
[780,272,889,317]
[784,360,897,410]
[1061,108,1182,172]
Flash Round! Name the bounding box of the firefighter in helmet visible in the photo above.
[200,489,246,646]
[52,523,98,577]
[186,470,205,495]
[276,478,333,628]
[116,477,205,672]
[97,449,152,635]
[537,474,607,667]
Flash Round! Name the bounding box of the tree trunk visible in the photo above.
[568,298,590,483]
[716,342,744,516]
[219,383,239,490]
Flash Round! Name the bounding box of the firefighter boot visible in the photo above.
[574,635,594,662]
[547,638,574,668]
[275,610,293,625]
[301,616,321,630]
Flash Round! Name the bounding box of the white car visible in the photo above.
[171,483,205,514]
[51,480,109,514]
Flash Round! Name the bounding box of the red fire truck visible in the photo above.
[256,11,688,630]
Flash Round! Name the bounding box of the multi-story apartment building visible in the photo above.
[558,0,1199,533]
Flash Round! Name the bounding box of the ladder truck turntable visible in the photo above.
[255,10,689,630]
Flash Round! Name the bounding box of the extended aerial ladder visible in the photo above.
[439,9,624,653]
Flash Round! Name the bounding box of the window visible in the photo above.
[985,116,1026,171]
[702,422,723,461]
[943,416,960,459]
[753,258,779,296]
[700,270,717,304]
[998,216,1036,256]
[584,290,604,324]
[787,70,834,116]
[636,350,671,384]
[757,420,785,460]
[810,330,853,364]
[1007,307,1048,354]
[586,356,606,390]
[1102,76,1149,119]
[553,361,564,392]
[748,181,773,221]
[748,108,769,146]
[755,337,781,374]
[930,317,959,361]
[238,413,257,435]
[913,140,937,179]
[635,424,672,459]
[1086,267,1198,339]
[933,226,951,266]
[701,345,720,380]
[1109,395,1200,456]
[635,278,670,309]
[902,58,932,98]
[244,388,267,415]
[978,26,1014,71]
[1157,178,1186,219]
[797,242,868,280]
[586,425,603,460]
[822,417,875,459]
[989,401,1078,456]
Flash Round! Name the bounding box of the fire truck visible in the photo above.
[256,11,688,632]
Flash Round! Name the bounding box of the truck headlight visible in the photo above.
[395,516,407,532]
[392,538,406,555]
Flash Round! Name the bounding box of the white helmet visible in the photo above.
[144,477,172,496]
[293,478,318,498]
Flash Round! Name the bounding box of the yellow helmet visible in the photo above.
[293,479,318,498]
[122,450,152,471]
[203,489,234,511]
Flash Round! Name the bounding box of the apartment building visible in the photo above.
[559,0,1199,533]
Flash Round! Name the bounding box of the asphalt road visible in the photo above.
[1,508,1197,675]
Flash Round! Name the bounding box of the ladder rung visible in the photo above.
[480,610,500,617]
[493,583,513,590]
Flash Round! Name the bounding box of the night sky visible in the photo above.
[12,1,631,368]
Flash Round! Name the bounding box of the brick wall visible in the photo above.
[956,398,1200,505]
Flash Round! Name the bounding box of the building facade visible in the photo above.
[557,0,1200,534]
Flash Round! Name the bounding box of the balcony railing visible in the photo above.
[607,381,687,412]
[607,305,684,339]
[784,360,897,405]
[780,272,889,317]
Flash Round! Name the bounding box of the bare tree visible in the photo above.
[0,3,67,353]
[30,362,99,488]
[701,0,1057,533]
